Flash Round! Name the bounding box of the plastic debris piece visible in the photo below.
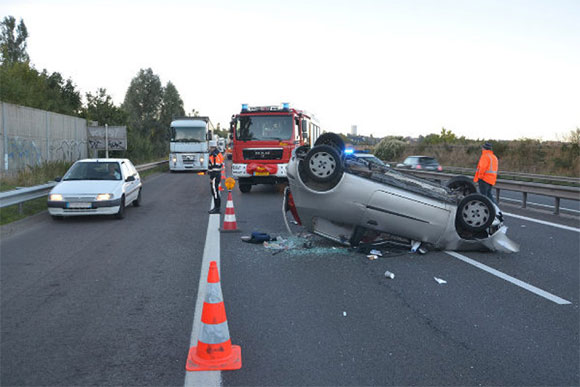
[411,241,421,252]
[521,225,526,228]
[367,254,379,260]
[384,271,395,279]
[369,249,383,256]
[434,277,447,284]
[241,235,252,242]
[343,312,347,317]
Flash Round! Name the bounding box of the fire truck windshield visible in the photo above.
[236,115,293,141]
[171,127,206,142]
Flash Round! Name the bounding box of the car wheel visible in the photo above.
[239,183,251,193]
[314,133,345,154]
[446,176,477,198]
[133,189,142,207]
[303,145,343,184]
[115,196,125,219]
[456,193,495,232]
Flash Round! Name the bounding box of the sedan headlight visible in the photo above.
[95,193,113,201]
[172,155,177,163]
[199,157,204,163]
[49,194,63,201]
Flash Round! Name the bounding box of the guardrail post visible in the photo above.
[522,192,527,208]
[18,202,23,215]
[495,188,500,203]
[554,197,560,215]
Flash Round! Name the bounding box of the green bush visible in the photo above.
[373,137,406,161]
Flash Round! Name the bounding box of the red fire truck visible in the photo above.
[230,103,321,193]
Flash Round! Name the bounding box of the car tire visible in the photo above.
[115,196,125,219]
[303,145,343,184]
[456,193,495,233]
[446,176,477,197]
[314,133,345,154]
[133,189,142,207]
[239,183,252,193]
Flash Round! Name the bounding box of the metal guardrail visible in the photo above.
[0,160,167,210]
[398,169,580,215]
[388,163,580,185]
[441,166,580,185]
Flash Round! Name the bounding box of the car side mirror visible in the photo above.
[125,175,135,182]
[55,177,62,182]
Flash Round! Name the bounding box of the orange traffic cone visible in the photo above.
[186,261,242,371]
[220,191,239,232]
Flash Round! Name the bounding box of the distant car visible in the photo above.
[47,158,142,220]
[284,133,518,253]
[348,151,390,168]
[398,156,442,172]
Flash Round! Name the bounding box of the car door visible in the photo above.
[121,162,138,203]
[362,187,451,243]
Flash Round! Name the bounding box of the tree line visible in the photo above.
[0,16,190,163]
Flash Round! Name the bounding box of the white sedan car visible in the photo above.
[47,158,142,219]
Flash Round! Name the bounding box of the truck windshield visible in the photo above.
[172,127,206,142]
[236,115,293,141]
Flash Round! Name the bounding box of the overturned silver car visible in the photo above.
[284,134,519,253]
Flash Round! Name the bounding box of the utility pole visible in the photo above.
[105,123,109,158]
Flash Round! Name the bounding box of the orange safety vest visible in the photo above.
[474,149,498,185]
[208,152,224,173]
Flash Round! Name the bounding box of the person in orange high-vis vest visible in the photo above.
[473,142,498,204]
[208,142,224,214]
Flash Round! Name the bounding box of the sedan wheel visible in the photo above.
[133,189,142,207]
[456,193,495,232]
[115,196,125,219]
[304,145,343,184]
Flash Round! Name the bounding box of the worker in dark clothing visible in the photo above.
[208,142,224,214]
[474,142,499,205]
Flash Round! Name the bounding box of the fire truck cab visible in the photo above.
[230,103,321,193]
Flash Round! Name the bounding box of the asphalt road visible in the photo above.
[1,168,579,386]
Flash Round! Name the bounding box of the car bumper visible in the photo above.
[47,198,121,216]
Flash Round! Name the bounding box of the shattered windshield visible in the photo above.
[236,115,293,141]
[171,127,206,142]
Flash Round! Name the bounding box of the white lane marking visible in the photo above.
[501,197,580,215]
[503,212,580,233]
[445,251,572,305]
[184,201,221,387]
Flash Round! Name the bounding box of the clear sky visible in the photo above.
[2,0,579,140]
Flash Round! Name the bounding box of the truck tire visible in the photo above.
[239,183,252,193]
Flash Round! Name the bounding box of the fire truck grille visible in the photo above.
[243,149,283,160]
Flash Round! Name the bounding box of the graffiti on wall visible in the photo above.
[6,137,43,171]
[51,139,86,161]
[5,137,87,172]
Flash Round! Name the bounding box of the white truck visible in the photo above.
[169,117,213,172]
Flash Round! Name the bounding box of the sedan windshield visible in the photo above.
[63,162,121,181]
[171,127,206,142]
[236,115,293,141]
